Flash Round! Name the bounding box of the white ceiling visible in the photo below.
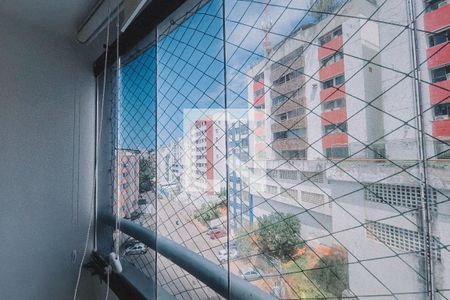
[0,0,98,39]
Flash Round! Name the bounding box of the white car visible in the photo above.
[240,268,263,281]
[217,248,238,262]
[124,243,148,255]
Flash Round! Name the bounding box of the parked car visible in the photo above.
[124,242,148,255]
[206,226,224,235]
[121,238,140,250]
[223,240,237,250]
[208,228,226,239]
[239,268,263,281]
[217,248,238,262]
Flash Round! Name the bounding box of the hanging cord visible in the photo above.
[72,0,112,299]
[114,0,122,259]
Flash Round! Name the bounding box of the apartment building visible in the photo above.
[117,149,140,218]
[243,0,450,298]
[184,113,227,195]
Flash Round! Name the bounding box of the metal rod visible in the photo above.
[406,0,435,298]
[101,213,275,300]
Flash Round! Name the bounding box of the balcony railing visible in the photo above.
[101,213,274,300]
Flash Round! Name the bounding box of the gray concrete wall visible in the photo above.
[0,12,108,300]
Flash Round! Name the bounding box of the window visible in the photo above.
[324,122,347,134]
[273,131,288,139]
[325,147,349,158]
[319,26,343,45]
[434,103,450,119]
[272,95,288,106]
[426,0,448,12]
[323,98,345,111]
[254,88,264,97]
[281,150,306,159]
[322,75,345,89]
[274,108,304,122]
[273,68,304,85]
[271,47,304,70]
[435,140,450,158]
[321,51,344,67]
[254,72,264,82]
[431,65,450,83]
[428,29,450,47]
[273,128,306,140]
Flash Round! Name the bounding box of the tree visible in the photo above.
[310,0,342,21]
[256,213,302,261]
[309,251,349,299]
[235,227,257,255]
[139,154,156,194]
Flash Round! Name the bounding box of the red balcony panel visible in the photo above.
[427,42,450,69]
[254,111,265,120]
[321,108,347,125]
[432,119,450,137]
[254,95,265,106]
[322,133,348,149]
[320,84,345,102]
[318,35,343,60]
[430,79,450,105]
[255,127,265,136]
[319,60,345,81]
[424,4,450,33]
[253,80,264,92]
[255,143,266,153]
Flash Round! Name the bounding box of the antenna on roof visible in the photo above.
[261,0,272,56]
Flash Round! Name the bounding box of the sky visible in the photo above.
[118,0,314,150]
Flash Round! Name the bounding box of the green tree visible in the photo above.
[310,252,349,299]
[193,202,221,226]
[310,0,343,21]
[235,227,257,255]
[139,154,155,194]
[256,213,302,261]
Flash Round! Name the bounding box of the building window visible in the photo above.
[321,51,344,67]
[274,108,304,122]
[428,28,450,47]
[281,150,306,159]
[323,98,345,111]
[253,72,264,82]
[366,221,441,260]
[271,47,304,70]
[324,122,347,134]
[364,183,437,209]
[425,0,448,12]
[322,75,345,89]
[319,26,343,45]
[325,147,349,158]
[254,88,264,98]
[434,103,450,119]
[273,128,306,140]
[431,65,450,83]
[273,68,304,85]
[301,191,325,205]
[434,140,450,158]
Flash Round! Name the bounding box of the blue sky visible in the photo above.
[119,0,311,150]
